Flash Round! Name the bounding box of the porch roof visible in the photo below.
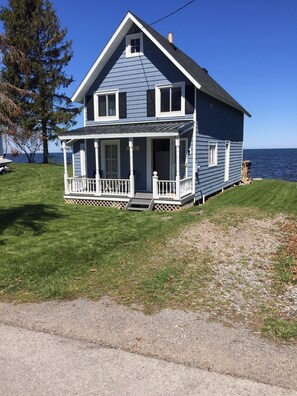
[60,121,193,141]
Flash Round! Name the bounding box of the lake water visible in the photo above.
[4,148,297,182]
[243,149,297,182]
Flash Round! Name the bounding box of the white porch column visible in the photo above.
[94,139,101,195]
[62,141,69,194]
[129,138,135,197]
[152,171,159,199]
[175,137,180,199]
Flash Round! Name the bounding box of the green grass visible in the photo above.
[262,317,297,340]
[0,164,297,338]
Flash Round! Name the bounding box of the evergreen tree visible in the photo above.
[0,0,80,163]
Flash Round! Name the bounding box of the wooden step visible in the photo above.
[127,198,154,211]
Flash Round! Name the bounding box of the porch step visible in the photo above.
[127,198,154,212]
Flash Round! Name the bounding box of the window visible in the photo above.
[94,91,119,120]
[156,83,185,117]
[208,142,218,167]
[126,33,143,57]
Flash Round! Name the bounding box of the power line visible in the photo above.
[149,0,197,26]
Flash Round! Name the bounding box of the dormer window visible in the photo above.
[126,33,143,57]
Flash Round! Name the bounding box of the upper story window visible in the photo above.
[208,142,218,167]
[156,82,185,117]
[126,33,143,57]
[94,90,119,120]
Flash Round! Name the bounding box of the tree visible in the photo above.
[0,34,25,131]
[0,0,80,163]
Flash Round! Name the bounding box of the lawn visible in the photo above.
[0,163,296,339]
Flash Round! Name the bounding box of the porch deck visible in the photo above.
[64,176,194,211]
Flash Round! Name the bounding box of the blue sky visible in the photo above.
[1,0,297,149]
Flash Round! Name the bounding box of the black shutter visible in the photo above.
[119,92,127,119]
[185,85,195,114]
[147,89,155,117]
[86,95,94,121]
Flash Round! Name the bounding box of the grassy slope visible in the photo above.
[0,164,296,339]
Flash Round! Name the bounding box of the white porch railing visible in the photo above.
[180,176,193,197]
[67,177,130,196]
[153,173,193,200]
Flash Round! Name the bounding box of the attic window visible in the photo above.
[126,33,143,57]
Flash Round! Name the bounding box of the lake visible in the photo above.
[4,148,297,182]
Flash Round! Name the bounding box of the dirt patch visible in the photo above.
[165,214,297,324]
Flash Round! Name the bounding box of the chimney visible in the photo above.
[168,32,173,44]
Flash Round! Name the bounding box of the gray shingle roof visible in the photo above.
[131,12,251,117]
[60,121,193,139]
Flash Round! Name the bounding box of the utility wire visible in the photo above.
[149,0,197,26]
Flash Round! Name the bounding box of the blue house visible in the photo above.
[59,11,251,211]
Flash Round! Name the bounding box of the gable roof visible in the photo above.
[72,11,251,117]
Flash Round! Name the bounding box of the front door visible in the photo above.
[102,140,120,179]
[153,139,170,180]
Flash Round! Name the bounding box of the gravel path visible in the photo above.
[0,297,296,391]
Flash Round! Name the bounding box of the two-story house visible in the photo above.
[59,11,251,211]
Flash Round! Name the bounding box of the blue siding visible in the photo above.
[0,135,3,155]
[195,91,244,201]
[73,141,82,176]
[86,26,191,123]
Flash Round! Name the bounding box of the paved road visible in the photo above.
[0,323,295,396]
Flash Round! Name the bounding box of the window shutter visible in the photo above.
[119,92,127,119]
[147,89,155,117]
[86,95,94,121]
[185,85,195,114]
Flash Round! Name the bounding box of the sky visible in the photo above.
[1,0,297,149]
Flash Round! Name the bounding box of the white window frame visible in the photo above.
[155,82,185,117]
[208,141,218,167]
[126,33,143,58]
[101,140,120,179]
[94,90,119,121]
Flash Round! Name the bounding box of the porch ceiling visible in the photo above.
[60,121,193,141]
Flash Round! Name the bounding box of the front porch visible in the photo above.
[64,174,194,211]
[60,121,195,211]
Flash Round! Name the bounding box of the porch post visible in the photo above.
[62,141,69,194]
[129,138,135,197]
[94,139,101,195]
[153,171,159,199]
[175,137,180,199]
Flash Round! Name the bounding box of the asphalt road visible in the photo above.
[0,323,295,396]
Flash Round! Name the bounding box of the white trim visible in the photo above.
[146,138,152,191]
[155,82,185,118]
[71,12,201,104]
[80,141,86,176]
[94,90,119,121]
[101,139,120,179]
[208,141,218,167]
[126,32,143,58]
[192,87,197,194]
[224,140,230,182]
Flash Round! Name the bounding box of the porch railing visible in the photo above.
[180,176,193,197]
[67,177,130,196]
[153,173,193,200]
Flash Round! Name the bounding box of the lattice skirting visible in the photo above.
[64,198,128,210]
[64,198,193,212]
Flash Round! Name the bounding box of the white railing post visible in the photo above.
[175,137,180,199]
[94,139,101,195]
[153,171,159,199]
[62,141,69,194]
[129,138,135,197]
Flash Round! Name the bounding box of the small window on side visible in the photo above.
[208,142,218,167]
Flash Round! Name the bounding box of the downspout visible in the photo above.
[192,87,197,201]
